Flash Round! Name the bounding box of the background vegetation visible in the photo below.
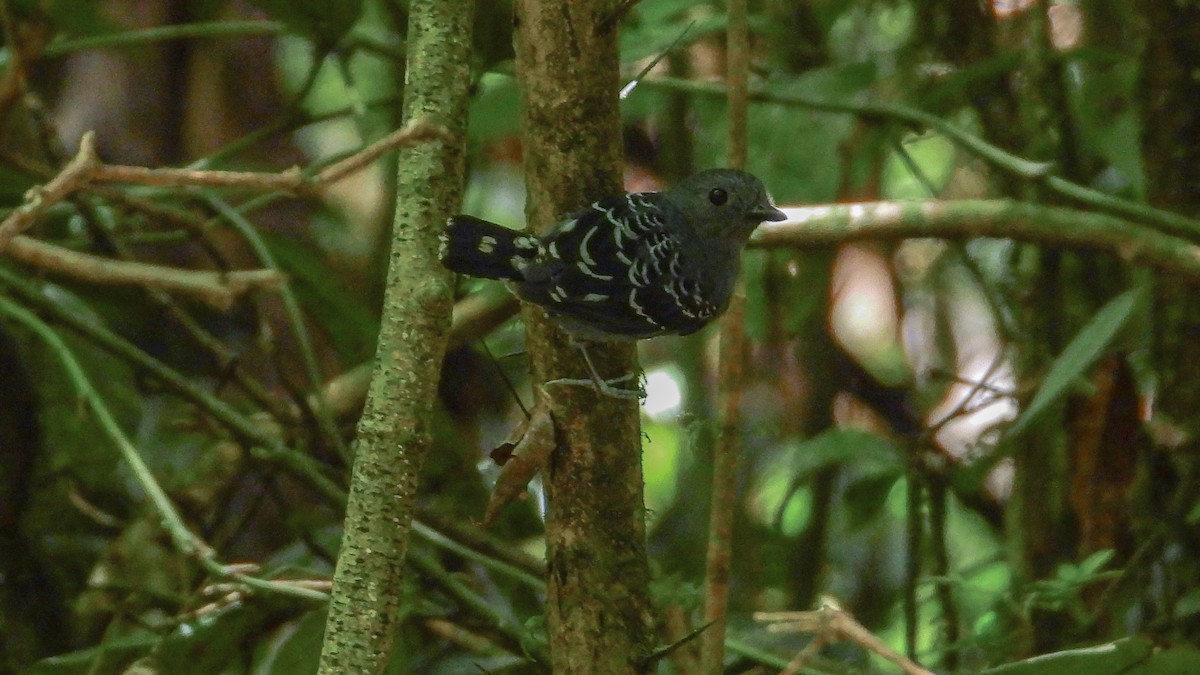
[0,0,1198,673]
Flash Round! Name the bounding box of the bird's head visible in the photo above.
[666,168,787,239]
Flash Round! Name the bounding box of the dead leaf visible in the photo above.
[483,402,557,525]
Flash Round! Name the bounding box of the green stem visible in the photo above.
[406,549,534,660]
[645,75,1053,179]
[42,21,285,58]
[316,0,471,668]
[0,266,347,505]
[411,521,544,590]
[722,638,799,670]
[203,194,352,464]
[645,75,1200,241]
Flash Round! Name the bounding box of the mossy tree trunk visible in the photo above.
[316,1,473,671]
[514,1,655,672]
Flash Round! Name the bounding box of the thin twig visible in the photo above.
[0,131,100,249]
[203,194,351,463]
[757,602,935,675]
[309,285,522,419]
[410,519,544,589]
[925,350,1009,437]
[928,478,959,669]
[316,117,454,184]
[407,548,539,664]
[40,21,284,57]
[904,453,923,658]
[94,163,309,192]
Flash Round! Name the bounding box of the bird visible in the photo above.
[440,168,787,397]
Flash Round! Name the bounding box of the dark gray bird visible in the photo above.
[440,168,787,345]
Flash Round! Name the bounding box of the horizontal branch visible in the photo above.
[7,234,284,310]
[753,200,1200,278]
[94,117,452,194]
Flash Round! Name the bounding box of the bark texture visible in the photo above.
[316,1,473,671]
[514,1,655,672]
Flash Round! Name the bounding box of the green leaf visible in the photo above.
[785,428,902,477]
[1173,588,1200,621]
[742,250,770,341]
[688,64,873,204]
[1076,549,1115,578]
[643,420,682,516]
[752,429,901,533]
[12,0,113,37]
[468,73,522,142]
[980,637,1200,675]
[1004,284,1145,441]
[883,133,957,200]
[26,632,158,674]
[842,471,902,531]
[263,229,379,364]
[157,603,271,674]
[253,609,326,675]
[1187,499,1200,524]
[519,615,549,659]
[620,2,724,63]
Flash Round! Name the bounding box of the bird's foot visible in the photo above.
[546,372,645,400]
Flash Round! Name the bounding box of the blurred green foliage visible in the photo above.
[0,0,1193,673]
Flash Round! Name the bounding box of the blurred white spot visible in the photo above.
[643,369,682,418]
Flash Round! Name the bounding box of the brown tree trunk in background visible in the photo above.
[994,3,1075,655]
[514,0,654,672]
[53,0,303,168]
[1136,0,1200,641]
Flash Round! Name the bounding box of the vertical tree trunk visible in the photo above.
[701,1,750,671]
[1136,0,1200,641]
[514,1,655,672]
[317,1,473,671]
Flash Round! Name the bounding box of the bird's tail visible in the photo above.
[439,215,538,281]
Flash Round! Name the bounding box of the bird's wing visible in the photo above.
[517,193,714,338]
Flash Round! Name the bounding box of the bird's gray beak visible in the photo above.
[751,206,788,222]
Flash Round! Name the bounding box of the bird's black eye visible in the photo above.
[708,188,728,206]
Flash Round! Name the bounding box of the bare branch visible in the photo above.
[7,234,284,310]
[757,602,935,675]
[752,200,1200,279]
[0,131,101,250]
[94,163,309,193]
[316,117,454,185]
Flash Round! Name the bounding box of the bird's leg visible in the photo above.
[546,341,645,400]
